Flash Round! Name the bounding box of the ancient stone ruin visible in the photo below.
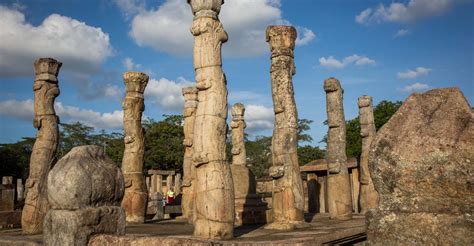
[120,72,149,224]
[22,58,62,234]
[230,103,267,226]
[265,25,305,230]
[367,88,473,244]
[357,95,379,213]
[324,77,352,220]
[188,0,235,239]
[44,145,125,246]
[181,86,198,224]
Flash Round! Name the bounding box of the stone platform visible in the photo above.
[0,213,366,245]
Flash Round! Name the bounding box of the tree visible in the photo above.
[298,145,325,166]
[246,136,272,178]
[0,138,35,180]
[297,118,313,143]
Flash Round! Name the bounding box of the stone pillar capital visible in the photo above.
[266,25,297,56]
[34,58,62,82]
[324,77,342,93]
[188,0,223,19]
[358,95,372,108]
[123,72,149,94]
[231,103,245,120]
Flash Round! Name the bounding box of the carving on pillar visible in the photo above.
[120,72,149,224]
[22,58,61,234]
[188,0,234,239]
[358,95,379,213]
[181,86,198,224]
[265,26,305,230]
[324,77,352,220]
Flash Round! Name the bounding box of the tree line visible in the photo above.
[0,100,401,179]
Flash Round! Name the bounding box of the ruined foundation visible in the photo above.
[21,58,62,234]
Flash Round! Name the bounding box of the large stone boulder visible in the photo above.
[367,88,473,244]
[44,145,125,246]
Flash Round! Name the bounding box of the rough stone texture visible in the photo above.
[173,173,182,195]
[44,145,125,246]
[265,25,305,230]
[324,78,352,220]
[367,88,474,245]
[181,86,198,224]
[188,0,235,239]
[120,72,149,224]
[1,177,14,211]
[22,58,61,234]
[17,179,24,202]
[358,95,379,213]
[230,104,267,226]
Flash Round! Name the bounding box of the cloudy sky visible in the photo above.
[0,0,472,146]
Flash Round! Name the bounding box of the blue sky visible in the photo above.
[0,0,472,147]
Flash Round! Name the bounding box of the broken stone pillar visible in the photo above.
[357,95,379,213]
[120,72,148,224]
[324,78,352,220]
[173,173,182,195]
[367,88,474,244]
[1,177,14,211]
[265,26,305,230]
[166,175,173,194]
[181,86,198,224]
[188,0,235,239]
[44,145,125,246]
[230,104,267,226]
[22,58,61,234]
[17,179,24,202]
[156,175,163,194]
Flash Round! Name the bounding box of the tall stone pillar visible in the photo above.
[120,72,148,224]
[188,0,234,239]
[181,86,198,224]
[265,26,305,230]
[358,95,379,213]
[22,58,61,234]
[17,178,24,201]
[324,78,352,220]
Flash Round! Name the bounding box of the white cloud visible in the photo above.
[356,0,457,25]
[319,54,376,69]
[0,5,112,77]
[399,82,430,93]
[394,29,410,38]
[145,77,194,112]
[122,57,141,70]
[129,0,315,57]
[114,0,146,17]
[244,104,274,133]
[0,99,123,129]
[295,27,316,46]
[397,67,432,79]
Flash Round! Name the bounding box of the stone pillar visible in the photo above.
[166,175,173,194]
[1,177,14,211]
[44,145,125,246]
[150,175,157,194]
[181,87,198,224]
[306,173,318,213]
[188,0,234,239]
[120,72,149,224]
[17,179,24,202]
[156,175,163,194]
[358,96,379,213]
[318,176,327,213]
[22,58,61,234]
[173,173,182,195]
[265,26,305,230]
[324,77,352,220]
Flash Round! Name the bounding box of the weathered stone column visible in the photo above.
[358,95,379,213]
[22,58,61,234]
[181,87,198,224]
[188,0,234,239]
[1,177,14,211]
[324,78,352,220]
[17,178,24,201]
[120,72,148,224]
[265,26,305,230]
[173,173,182,195]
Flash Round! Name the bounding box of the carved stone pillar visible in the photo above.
[120,72,148,224]
[22,58,61,234]
[358,95,379,213]
[181,86,198,224]
[324,77,352,220]
[265,26,305,230]
[188,0,234,239]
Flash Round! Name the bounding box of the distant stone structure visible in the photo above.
[16,179,24,202]
[357,95,379,213]
[265,25,305,230]
[188,0,235,238]
[324,78,352,220]
[367,88,473,244]
[120,72,149,224]
[181,86,198,224]
[44,145,125,246]
[230,104,267,226]
[1,177,14,211]
[22,58,62,234]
